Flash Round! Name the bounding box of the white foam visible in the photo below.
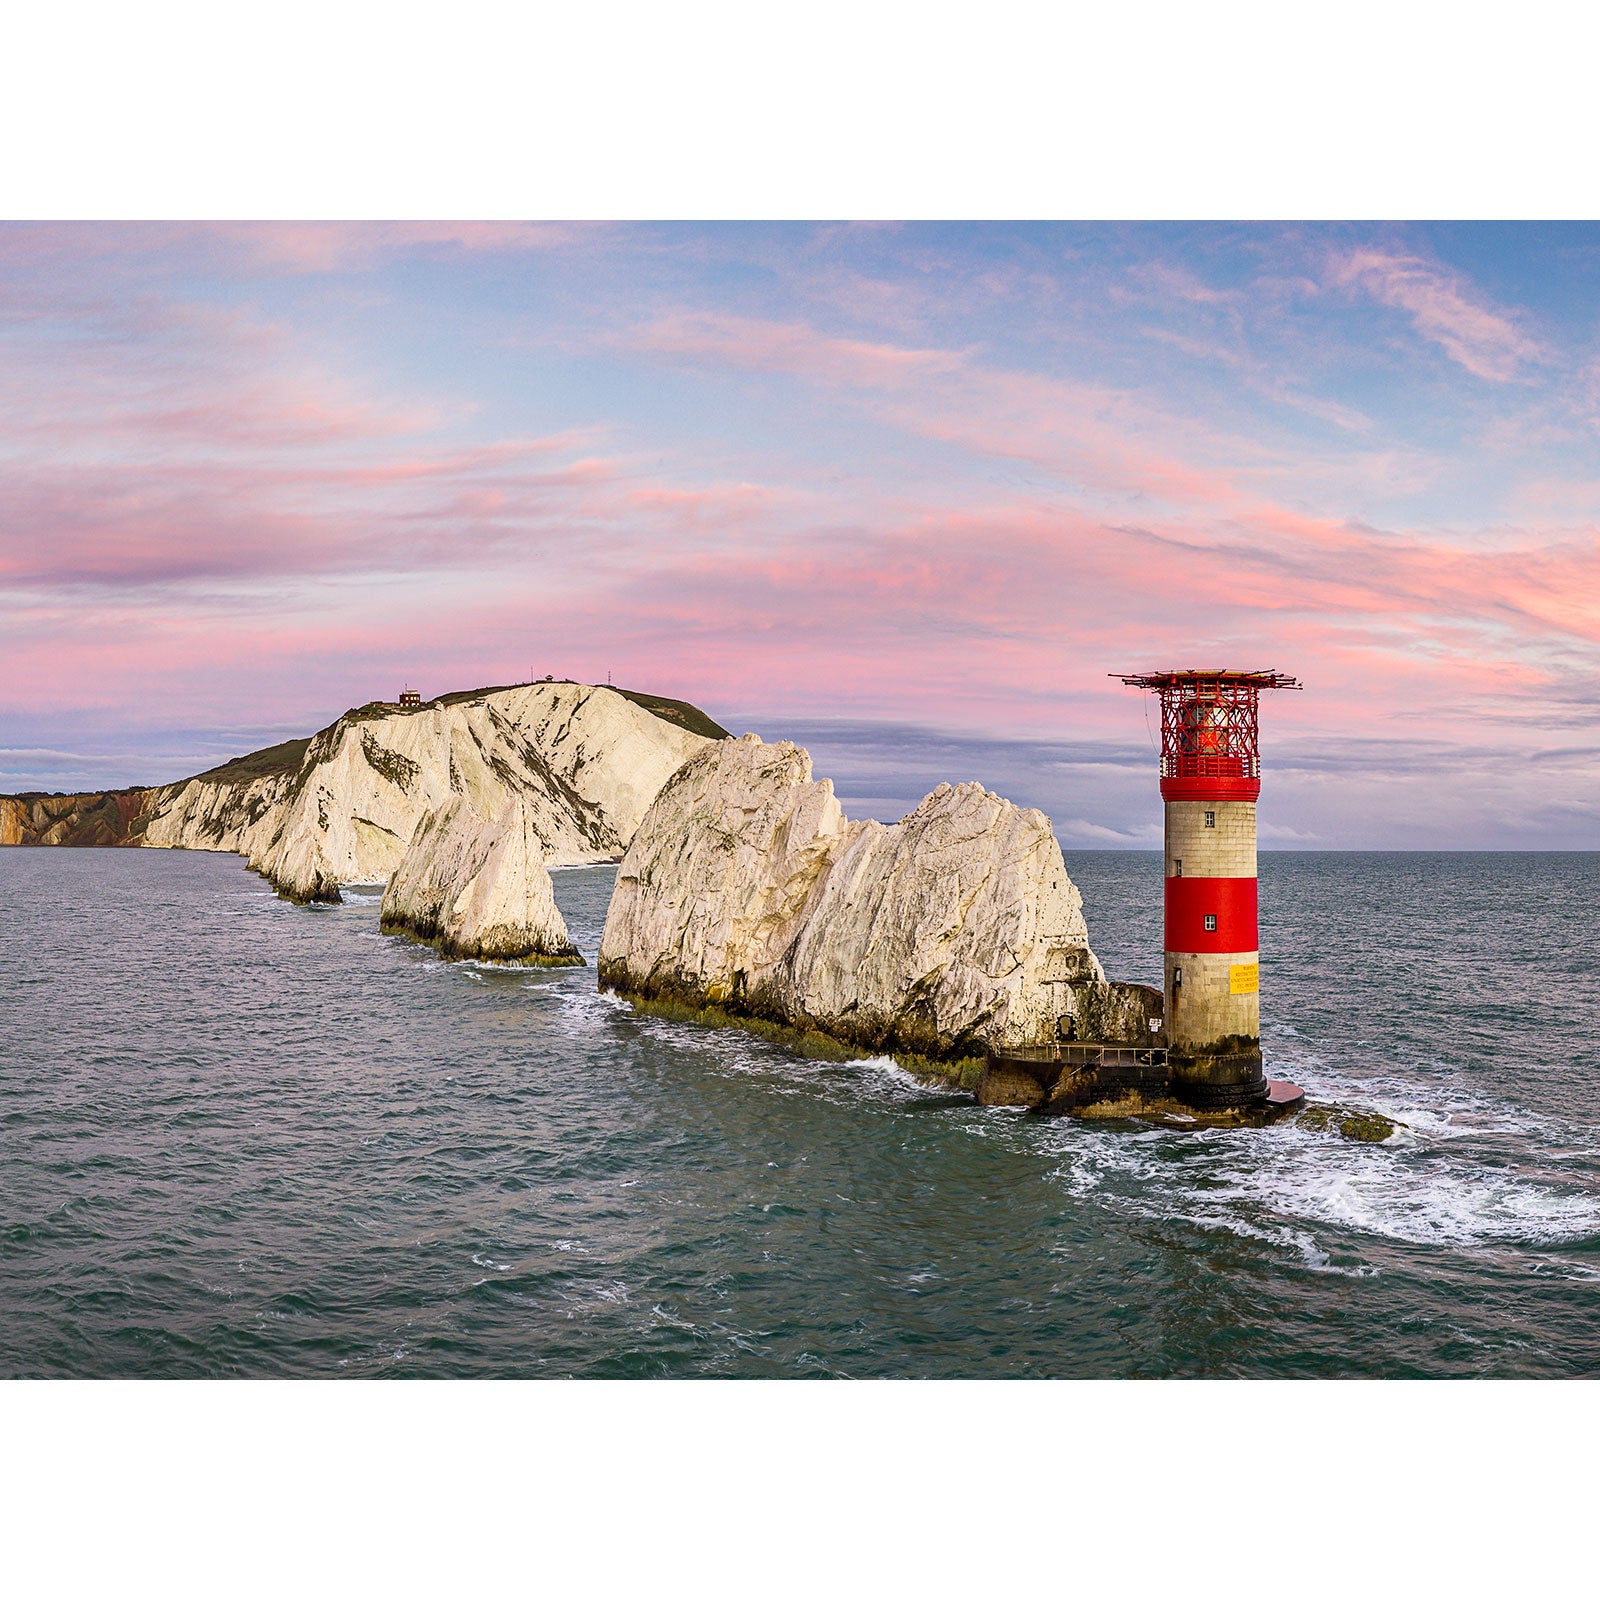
[1174,1210,1377,1276]
[1118,1124,1600,1252]
[1026,1063,1600,1269]
[1245,1157,1600,1249]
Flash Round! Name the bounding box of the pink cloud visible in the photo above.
[7,484,1593,797]
[626,307,1272,512]
[213,222,602,274]
[627,308,968,389]
[1328,248,1545,381]
[0,221,597,282]
[0,297,445,453]
[7,280,1591,766]
[1133,261,1246,308]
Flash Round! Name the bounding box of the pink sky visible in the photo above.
[2,222,1598,847]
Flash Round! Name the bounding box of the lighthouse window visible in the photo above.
[1204,914,1218,932]
[1173,858,1182,876]
[1204,810,1216,828]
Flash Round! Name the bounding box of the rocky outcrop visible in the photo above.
[598,733,1130,1061]
[600,737,849,1007]
[1296,1104,1400,1143]
[379,795,582,964]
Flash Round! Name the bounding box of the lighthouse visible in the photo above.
[1114,669,1301,1108]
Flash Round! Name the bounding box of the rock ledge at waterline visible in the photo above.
[380,795,582,965]
[597,733,1155,1062]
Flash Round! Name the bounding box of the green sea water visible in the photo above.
[2,847,1597,1377]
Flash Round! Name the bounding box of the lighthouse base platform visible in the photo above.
[978,1041,1306,1126]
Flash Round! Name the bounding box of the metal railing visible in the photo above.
[1159,752,1260,780]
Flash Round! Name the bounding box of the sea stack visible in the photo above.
[380,795,583,965]
[1114,669,1301,1107]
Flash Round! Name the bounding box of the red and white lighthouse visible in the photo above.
[1115,669,1301,1107]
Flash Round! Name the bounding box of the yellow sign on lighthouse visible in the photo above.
[1229,961,1260,995]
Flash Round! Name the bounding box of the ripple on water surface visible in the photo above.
[2,847,1599,1377]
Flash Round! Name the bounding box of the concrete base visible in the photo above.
[1173,1077,1269,1110]
[1169,1047,1267,1109]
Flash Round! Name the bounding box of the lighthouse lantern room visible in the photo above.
[1114,669,1301,1108]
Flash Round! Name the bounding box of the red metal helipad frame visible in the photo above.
[1113,668,1301,802]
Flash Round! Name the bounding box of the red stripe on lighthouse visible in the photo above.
[1164,875,1258,953]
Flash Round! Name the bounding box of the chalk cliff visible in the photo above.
[379,794,582,964]
[148,683,717,903]
[598,733,1136,1061]
[2,685,724,906]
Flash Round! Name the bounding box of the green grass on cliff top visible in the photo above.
[425,681,731,741]
[191,738,313,783]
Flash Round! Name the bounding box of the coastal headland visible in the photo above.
[0,681,724,902]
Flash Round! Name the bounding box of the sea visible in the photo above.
[2,846,1597,1379]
